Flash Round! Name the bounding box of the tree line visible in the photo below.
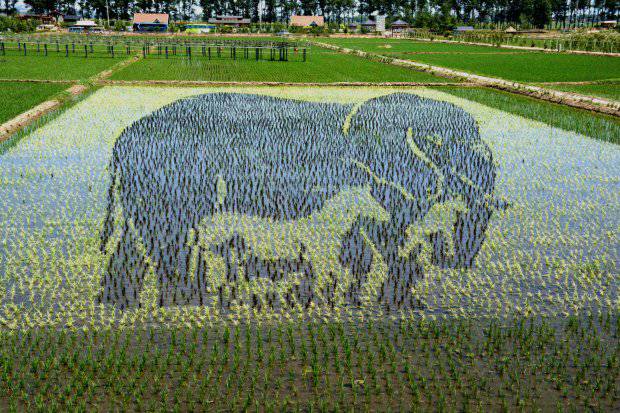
[2,0,618,29]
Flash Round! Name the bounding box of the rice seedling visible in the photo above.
[0,85,617,409]
[110,47,452,83]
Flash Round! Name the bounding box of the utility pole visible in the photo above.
[258,0,262,32]
[106,0,110,28]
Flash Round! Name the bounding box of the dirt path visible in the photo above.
[91,54,142,82]
[537,80,619,85]
[98,80,471,87]
[314,41,620,117]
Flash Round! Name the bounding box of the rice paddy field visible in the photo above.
[0,83,618,410]
[436,86,620,144]
[0,52,126,81]
[0,82,69,123]
[110,48,451,83]
[318,37,620,91]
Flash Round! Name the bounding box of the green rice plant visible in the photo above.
[437,86,620,144]
[317,38,620,83]
[111,47,452,83]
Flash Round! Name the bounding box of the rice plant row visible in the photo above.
[0,314,617,411]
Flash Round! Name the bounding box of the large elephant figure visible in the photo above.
[99,92,500,311]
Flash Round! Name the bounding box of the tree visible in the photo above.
[530,0,552,27]
[23,0,58,13]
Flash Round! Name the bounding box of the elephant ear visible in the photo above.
[347,92,494,206]
[344,93,498,272]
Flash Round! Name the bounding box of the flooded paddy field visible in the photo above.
[0,86,617,410]
[1,86,617,324]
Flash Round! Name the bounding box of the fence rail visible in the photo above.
[0,34,308,48]
[0,40,308,62]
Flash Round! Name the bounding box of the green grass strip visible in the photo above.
[436,86,620,145]
[0,86,98,155]
[0,82,70,124]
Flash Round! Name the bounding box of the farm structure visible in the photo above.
[290,15,325,27]
[133,13,169,33]
[391,19,410,33]
[208,15,252,27]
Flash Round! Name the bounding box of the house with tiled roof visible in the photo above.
[290,15,324,27]
[133,13,169,32]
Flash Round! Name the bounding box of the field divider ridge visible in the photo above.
[314,41,620,117]
[97,79,472,87]
[0,84,86,141]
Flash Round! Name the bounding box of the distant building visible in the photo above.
[375,15,386,33]
[390,19,409,32]
[18,13,56,24]
[289,15,325,27]
[133,13,169,32]
[208,15,251,27]
[60,14,80,25]
[68,20,103,32]
[601,20,617,29]
[360,18,376,31]
[454,26,475,35]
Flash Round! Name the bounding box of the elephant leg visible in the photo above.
[339,217,375,307]
[98,220,146,310]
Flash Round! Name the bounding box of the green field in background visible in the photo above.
[0,82,69,123]
[111,48,453,83]
[318,37,533,54]
[0,49,126,80]
[318,38,620,83]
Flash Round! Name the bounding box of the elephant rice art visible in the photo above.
[99,92,501,311]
